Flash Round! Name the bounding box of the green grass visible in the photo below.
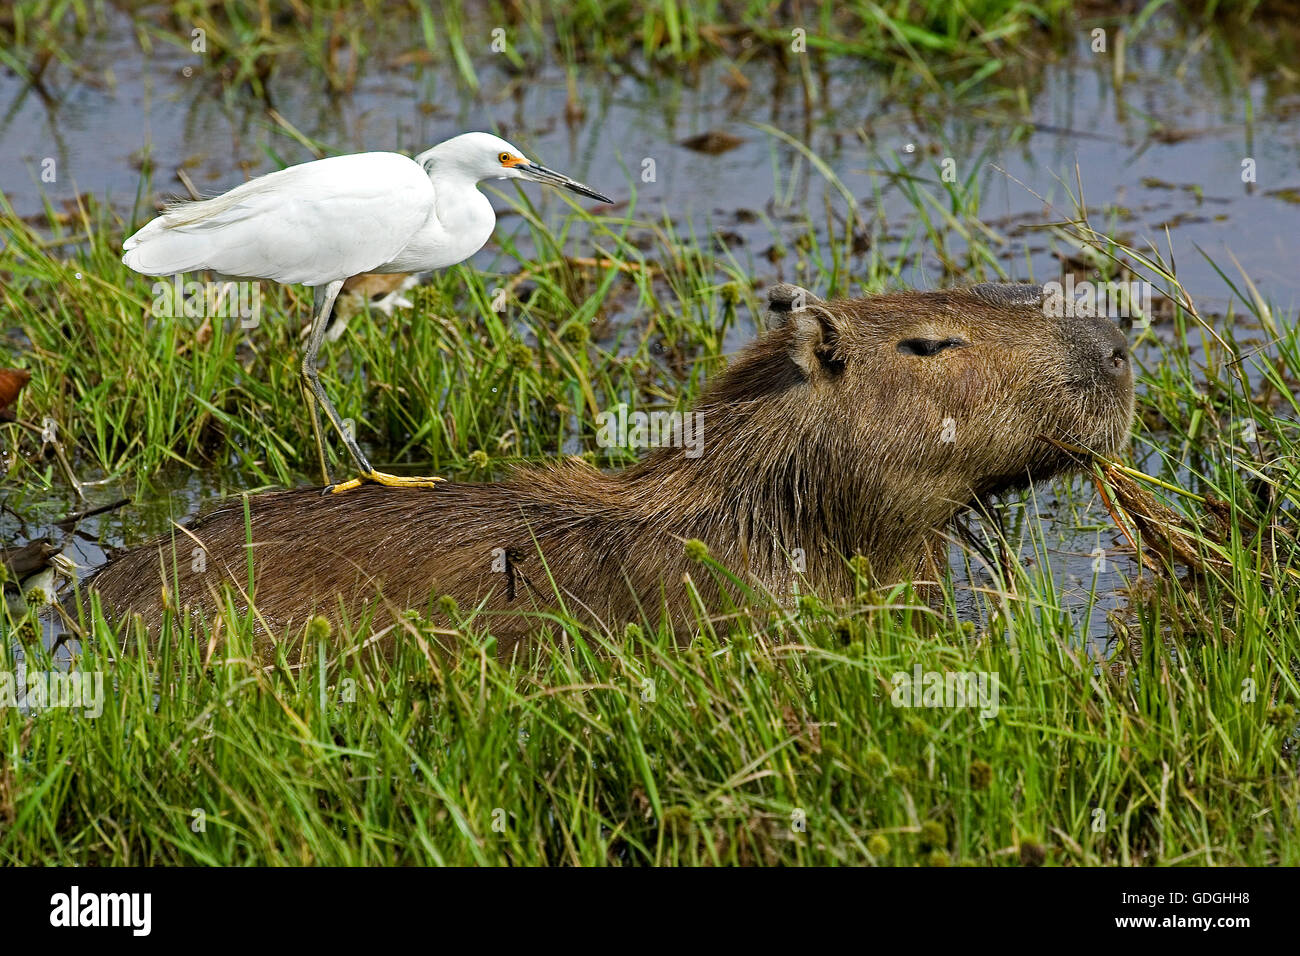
[1,0,1299,865]
[3,0,1078,88]
[3,522,1297,865]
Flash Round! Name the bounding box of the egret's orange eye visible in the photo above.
[498,152,512,164]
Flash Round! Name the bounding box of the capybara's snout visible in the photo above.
[1062,312,1133,392]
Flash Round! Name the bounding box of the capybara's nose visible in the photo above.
[1067,315,1131,387]
[1102,334,1129,382]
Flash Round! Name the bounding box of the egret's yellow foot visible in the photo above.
[327,471,445,495]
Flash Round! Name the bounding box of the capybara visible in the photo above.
[86,283,1134,655]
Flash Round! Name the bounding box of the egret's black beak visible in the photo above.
[520,162,613,204]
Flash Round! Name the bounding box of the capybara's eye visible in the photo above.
[896,337,968,356]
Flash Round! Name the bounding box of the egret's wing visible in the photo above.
[122,153,434,286]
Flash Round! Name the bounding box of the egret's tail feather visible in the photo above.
[120,174,290,276]
[117,151,431,286]
[121,221,226,277]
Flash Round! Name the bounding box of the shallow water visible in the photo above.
[3,7,1298,647]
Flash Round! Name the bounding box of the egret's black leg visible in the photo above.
[301,279,443,495]
[303,370,331,487]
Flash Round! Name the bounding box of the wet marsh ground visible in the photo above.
[1,0,1299,864]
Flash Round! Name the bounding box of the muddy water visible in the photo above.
[3,8,1298,645]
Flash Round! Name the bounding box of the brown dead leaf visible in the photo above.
[680,131,744,155]
[0,368,31,421]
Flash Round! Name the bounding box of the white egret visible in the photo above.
[121,131,613,493]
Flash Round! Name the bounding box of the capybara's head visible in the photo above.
[691,283,1134,549]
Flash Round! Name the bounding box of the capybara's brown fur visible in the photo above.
[88,283,1134,655]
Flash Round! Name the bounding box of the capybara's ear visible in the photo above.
[766,283,824,314]
[768,286,845,377]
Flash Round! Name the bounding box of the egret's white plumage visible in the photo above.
[123,153,435,284]
[121,131,613,492]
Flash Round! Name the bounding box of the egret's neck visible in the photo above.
[402,155,496,269]
[427,165,492,225]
